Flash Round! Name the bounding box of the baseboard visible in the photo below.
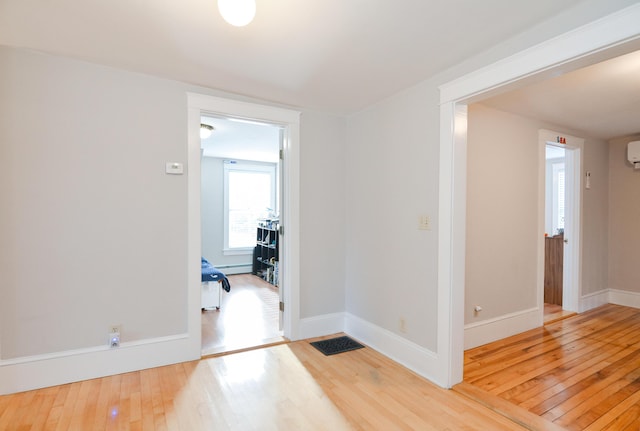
[609,289,640,309]
[464,307,540,350]
[579,290,609,312]
[0,334,198,395]
[344,313,441,387]
[298,312,443,386]
[298,312,346,339]
[220,266,252,275]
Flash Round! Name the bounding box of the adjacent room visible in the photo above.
[199,115,284,355]
[462,48,640,429]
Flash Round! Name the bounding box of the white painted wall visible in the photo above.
[299,113,347,318]
[465,104,610,326]
[345,82,440,351]
[0,46,189,359]
[201,157,226,267]
[465,104,540,323]
[0,46,347,392]
[581,135,610,297]
[608,135,640,294]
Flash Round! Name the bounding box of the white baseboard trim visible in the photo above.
[0,333,198,395]
[298,312,443,386]
[344,313,441,386]
[298,312,346,339]
[579,290,609,312]
[221,265,252,275]
[609,289,640,309]
[464,307,541,350]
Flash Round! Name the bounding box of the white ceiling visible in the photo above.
[201,115,280,162]
[481,49,640,141]
[2,1,638,142]
[0,0,589,115]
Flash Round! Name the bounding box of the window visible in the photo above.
[223,160,276,253]
[552,161,565,234]
[545,145,566,236]
[556,167,565,230]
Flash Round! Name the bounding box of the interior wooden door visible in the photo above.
[544,233,563,305]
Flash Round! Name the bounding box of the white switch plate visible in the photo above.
[165,162,184,175]
[418,215,431,230]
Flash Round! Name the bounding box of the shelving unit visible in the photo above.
[253,224,279,286]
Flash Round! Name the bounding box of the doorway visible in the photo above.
[186,93,301,360]
[437,8,640,388]
[542,140,580,324]
[200,115,284,355]
[539,129,583,319]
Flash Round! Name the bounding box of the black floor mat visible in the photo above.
[310,336,365,356]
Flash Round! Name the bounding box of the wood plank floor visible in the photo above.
[0,336,530,431]
[462,304,640,430]
[544,303,577,325]
[201,273,284,356]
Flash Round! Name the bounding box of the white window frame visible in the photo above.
[223,160,277,255]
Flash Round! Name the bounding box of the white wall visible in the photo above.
[465,103,610,330]
[608,135,640,294]
[0,46,347,392]
[465,104,540,323]
[581,134,610,297]
[345,81,440,351]
[0,46,189,359]
[201,157,226,267]
[299,113,347,319]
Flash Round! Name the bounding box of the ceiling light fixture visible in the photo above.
[218,0,256,27]
[200,124,214,139]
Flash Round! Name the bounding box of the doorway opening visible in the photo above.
[542,141,579,324]
[539,129,583,324]
[200,115,285,355]
[437,8,640,388]
[186,93,301,360]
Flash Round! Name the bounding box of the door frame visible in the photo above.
[186,93,301,358]
[538,130,584,314]
[437,5,640,388]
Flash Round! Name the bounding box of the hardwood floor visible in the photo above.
[544,303,577,325]
[462,304,640,430]
[0,336,530,431]
[5,301,638,430]
[201,273,284,356]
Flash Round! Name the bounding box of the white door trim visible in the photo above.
[437,4,640,388]
[538,130,584,315]
[187,94,301,356]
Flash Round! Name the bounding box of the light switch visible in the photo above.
[165,162,184,175]
[418,215,431,230]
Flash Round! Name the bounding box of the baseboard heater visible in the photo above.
[214,263,252,269]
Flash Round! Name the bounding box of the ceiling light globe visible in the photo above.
[218,0,256,27]
[200,124,214,139]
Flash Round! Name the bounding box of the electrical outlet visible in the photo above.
[399,317,407,333]
[109,332,120,348]
[109,324,121,348]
